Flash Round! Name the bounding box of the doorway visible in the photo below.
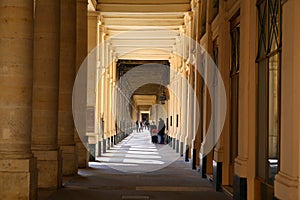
[141,113,149,122]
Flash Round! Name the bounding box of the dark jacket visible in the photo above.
[158,119,165,135]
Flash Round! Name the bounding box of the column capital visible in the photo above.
[184,11,193,24]
[192,0,200,7]
[180,25,187,34]
[88,11,100,17]
[100,25,106,34]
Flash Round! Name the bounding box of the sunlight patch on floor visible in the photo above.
[94,130,180,173]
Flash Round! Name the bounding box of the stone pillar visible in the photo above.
[274,1,300,199]
[32,0,62,189]
[234,0,256,199]
[112,58,117,142]
[185,12,194,162]
[174,59,180,148]
[179,28,187,157]
[0,1,37,199]
[75,0,88,168]
[103,41,110,149]
[99,27,106,154]
[109,49,114,148]
[87,11,99,161]
[58,0,78,176]
[185,68,191,162]
[175,67,182,152]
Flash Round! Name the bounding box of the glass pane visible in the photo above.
[257,0,267,59]
[236,26,240,71]
[268,0,280,53]
[257,60,267,179]
[268,54,279,184]
[230,75,239,163]
[210,0,219,22]
[230,24,240,73]
[200,0,207,37]
[230,29,236,73]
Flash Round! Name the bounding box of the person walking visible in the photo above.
[139,121,143,132]
[136,120,139,132]
[158,118,165,144]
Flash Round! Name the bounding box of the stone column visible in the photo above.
[75,0,88,168]
[99,27,106,154]
[32,0,62,189]
[185,11,194,162]
[179,28,187,156]
[274,1,300,199]
[180,71,187,157]
[108,49,114,147]
[112,58,117,144]
[234,0,256,199]
[87,11,99,161]
[175,67,182,152]
[0,1,37,199]
[58,0,78,176]
[173,57,179,149]
[192,0,201,170]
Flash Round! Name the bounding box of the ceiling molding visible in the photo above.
[97,4,191,13]
[98,0,190,4]
[96,0,190,63]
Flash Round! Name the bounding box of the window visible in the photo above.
[200,0,207,38]
[166,117,169,130]
[210,0,219,23]
[230,19,240,166]
[256,0,281,185]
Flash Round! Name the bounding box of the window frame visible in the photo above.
[255,0,282,186]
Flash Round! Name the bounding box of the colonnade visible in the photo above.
[0,0,88,198]
[1,1,300,200]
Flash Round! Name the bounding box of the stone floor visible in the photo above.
[39,130,233,200]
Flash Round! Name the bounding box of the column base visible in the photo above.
[233,174,247,200]
[213,160,222,191]
[200,155,207,178]
[103,139,106,153]
[97,141,102,157]
[274,171,299,200]
[32,150,62,189]
[0,157,37,199]
[88,144,96,162]
[234,156,248,178]
[111,136,114,147]
[76,142,87,168]
[113,135,116,145]
[192,148,197,170]
[60,145,78,176]
[172,138,176,149]
[176,139,179,153]
[185,145,189,162]
[169,137,172,147]
[180,142,184,157]
[106,137,110,150]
